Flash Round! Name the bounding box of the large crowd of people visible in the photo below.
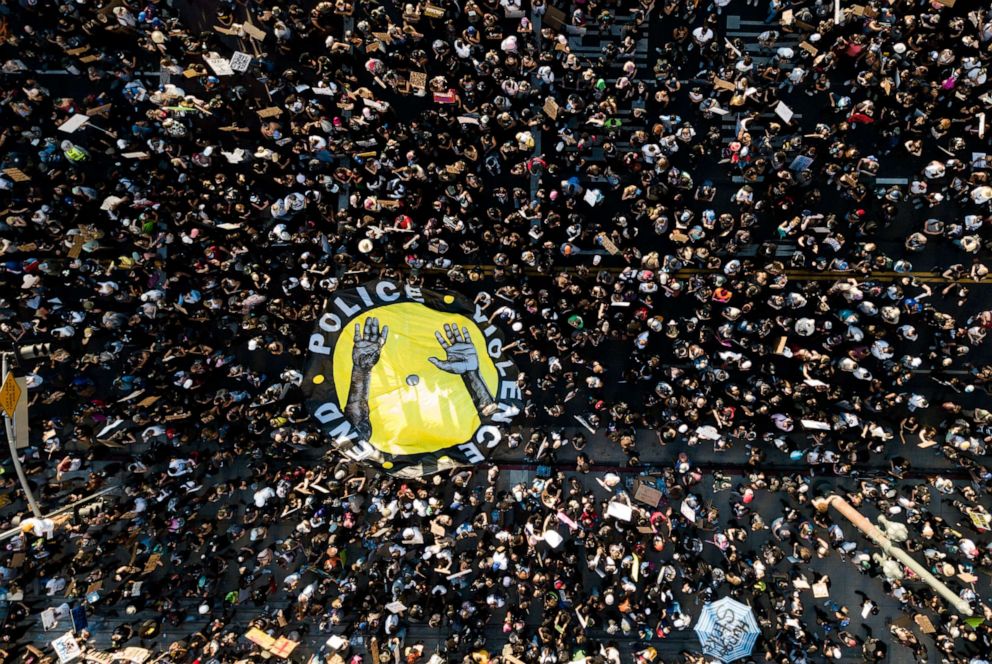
[2,0,992,662]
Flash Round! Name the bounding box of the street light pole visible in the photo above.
[814,495,973,616]
[2,351,42,519]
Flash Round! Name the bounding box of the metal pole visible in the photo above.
[0,486,118,542]
[814,495,973,616]
[2,352,42,519]
[834,0,843,24]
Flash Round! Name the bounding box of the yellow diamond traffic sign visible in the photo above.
[0,372,21,418]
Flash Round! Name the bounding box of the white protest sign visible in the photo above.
[583,188,603,207]
[41,607,58,630]
[774,101,795,123]
[606,501,632,521]
[230,51,253,72]
[52,632,82,663]
[58,114,91,134]
[204,55,234,76]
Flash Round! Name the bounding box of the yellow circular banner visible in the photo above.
[332,303,498,456]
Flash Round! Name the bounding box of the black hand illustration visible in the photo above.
[429,322,494,412]
[345,316,388,440]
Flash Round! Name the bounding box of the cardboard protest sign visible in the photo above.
[270,637,298,658]
[597,232,621,255]
[245,627,276,649]
[86,103,112,117]
[633,481,663,507]
[543,97,559,120]
[714,78,736,92]
[3,167,31,182]
[242,22,267,41]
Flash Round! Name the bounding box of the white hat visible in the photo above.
[358,239,374,253]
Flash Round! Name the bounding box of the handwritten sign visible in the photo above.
[204,55,234,76]
[270,637,298,659]
[433,90,458,104]
[774,101,795,124]
[543,97,559,120]
[230,51,252,72]
[969,510,991,531]
[141,553,161,575]
[245,627,276,649]
[596,232,621,255]
[51,633,82,663]
[3,167,31,182]
[915,615,936,633]
[633,481,663,507]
